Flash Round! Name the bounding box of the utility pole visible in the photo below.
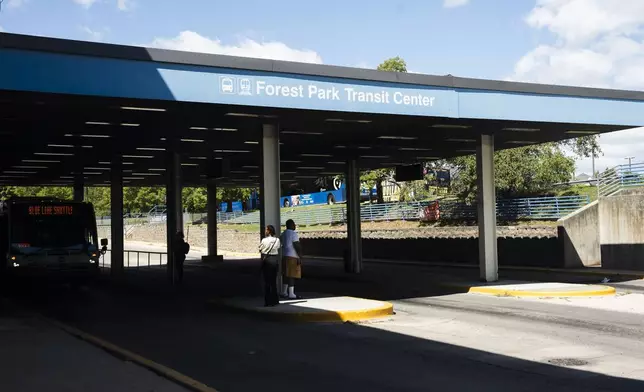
[625,156,635,172]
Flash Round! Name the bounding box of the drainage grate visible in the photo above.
[548,358,590,367]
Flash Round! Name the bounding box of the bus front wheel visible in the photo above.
[283,199,291,208]
[327,194,336,205]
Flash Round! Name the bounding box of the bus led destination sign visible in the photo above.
[28,205,74,216]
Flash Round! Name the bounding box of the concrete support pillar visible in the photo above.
[110,158,124,277]
[73,177,84,202]
[166,150,183,284]
[260,123,281,237]
[346,159,362,273]
[477,134,498,282]
[202,181,223,262]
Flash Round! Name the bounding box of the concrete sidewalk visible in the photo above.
[0,300,193,392]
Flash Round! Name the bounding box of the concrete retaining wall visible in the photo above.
[599,193,644,270]
[557,200,600,268]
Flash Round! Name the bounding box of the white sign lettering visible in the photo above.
[221,77,436,108]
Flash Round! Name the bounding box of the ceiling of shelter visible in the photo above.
[0,89,626,188]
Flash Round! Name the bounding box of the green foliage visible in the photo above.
[377,56,407,73]
[448,144,575,202]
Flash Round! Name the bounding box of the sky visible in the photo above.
[1,0,644,175]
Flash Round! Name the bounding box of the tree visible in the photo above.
[447,143,575,202]
[359,56,409,203]
[377,56,407,73]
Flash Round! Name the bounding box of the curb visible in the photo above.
[466,284,616,298]
[45,318,219,392]
[209,297,394,323]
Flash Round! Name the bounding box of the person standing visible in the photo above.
[280,219,302,299]
[259,225,280,307]
[173,231,190,284]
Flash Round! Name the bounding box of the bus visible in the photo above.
[0,197,103,283]
[280,176,375,208]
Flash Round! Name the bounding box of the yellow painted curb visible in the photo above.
[210,298,394,323]
[468,285,616,298]
[45,318,219,392]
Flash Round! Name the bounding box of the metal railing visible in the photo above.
[213,195,590,225]
[598,162,644,197]
[100,249,167,270]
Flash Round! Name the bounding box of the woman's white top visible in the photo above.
[259,236,281,255]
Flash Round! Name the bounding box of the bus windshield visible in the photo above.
[10,204,96,251]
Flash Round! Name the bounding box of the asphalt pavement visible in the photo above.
[4,257,644,392]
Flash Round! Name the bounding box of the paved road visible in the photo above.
[5,259,644,392]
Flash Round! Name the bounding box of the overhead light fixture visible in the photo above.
[399,147,431,151]
[98,161,111,165]
[361,155,390,159]
[417,156,440,160]
[447,138,476,143]
[137,147,166,151]
[431,124,471,129]
[189,127,208,130]
[301,153,333,157]
[320,172,340,175]
[121,106,166,112]
[325,119,372,124]
[295,175,318,179]
[281,160,302,163]
[230,170,248,174]
[123,155,154,159]
[4,170,36,174]
[23,159,60,163]
[190,157,208,160]
[85,121,110,126]
[180,139,204,143]
[457,149,476,153]
[503,127,540,132]
[225,113,260,118]
[281,131,324,135]
[35,152,73,157]
[132,172,162,176]
[47,144,74,148]
[358,146,372,150]
[181,163,199,167]
[123,162,134,165]
[13,165,47,169]
[297,166,325,170]
[60,176,74,179]
[327,161,345,165]
[215,149,251,153]
[214,128,238,132]
[82,172,102,175]
[80,134,111,138]
[244,141,259,145]
[82,145,94,149]
[281,171,296,174]
[0,175,27,178]
[242,165,259,169]
[334,146,347,149]
[121,123,140,127]
[377,136,418,140]
[149,168,166,171]
[84,167,110,171]
[566,130,600,135]
[123,176,145,180]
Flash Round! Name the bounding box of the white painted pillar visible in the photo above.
[260,123,281,238]
[477,134,498,282]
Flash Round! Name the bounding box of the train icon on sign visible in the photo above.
[239,78,252,95]
[220,77,236,94]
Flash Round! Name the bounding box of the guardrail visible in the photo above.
[100,249,167,269]
[598,162,644,197]
[212,195,589,225]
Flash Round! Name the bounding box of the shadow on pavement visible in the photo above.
[3,265,644,392]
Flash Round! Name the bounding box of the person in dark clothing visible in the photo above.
[173,231,190,284]
[259,225,280,307]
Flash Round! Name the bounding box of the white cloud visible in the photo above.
[443,0,469,8]
[73,0,98,8]
[149,31,323,64]
[6,0,27,9]
[80,26,105,41]
[117,0,133,11]
[510,0,644,174]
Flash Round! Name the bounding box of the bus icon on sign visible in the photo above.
[220,77,235,94]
